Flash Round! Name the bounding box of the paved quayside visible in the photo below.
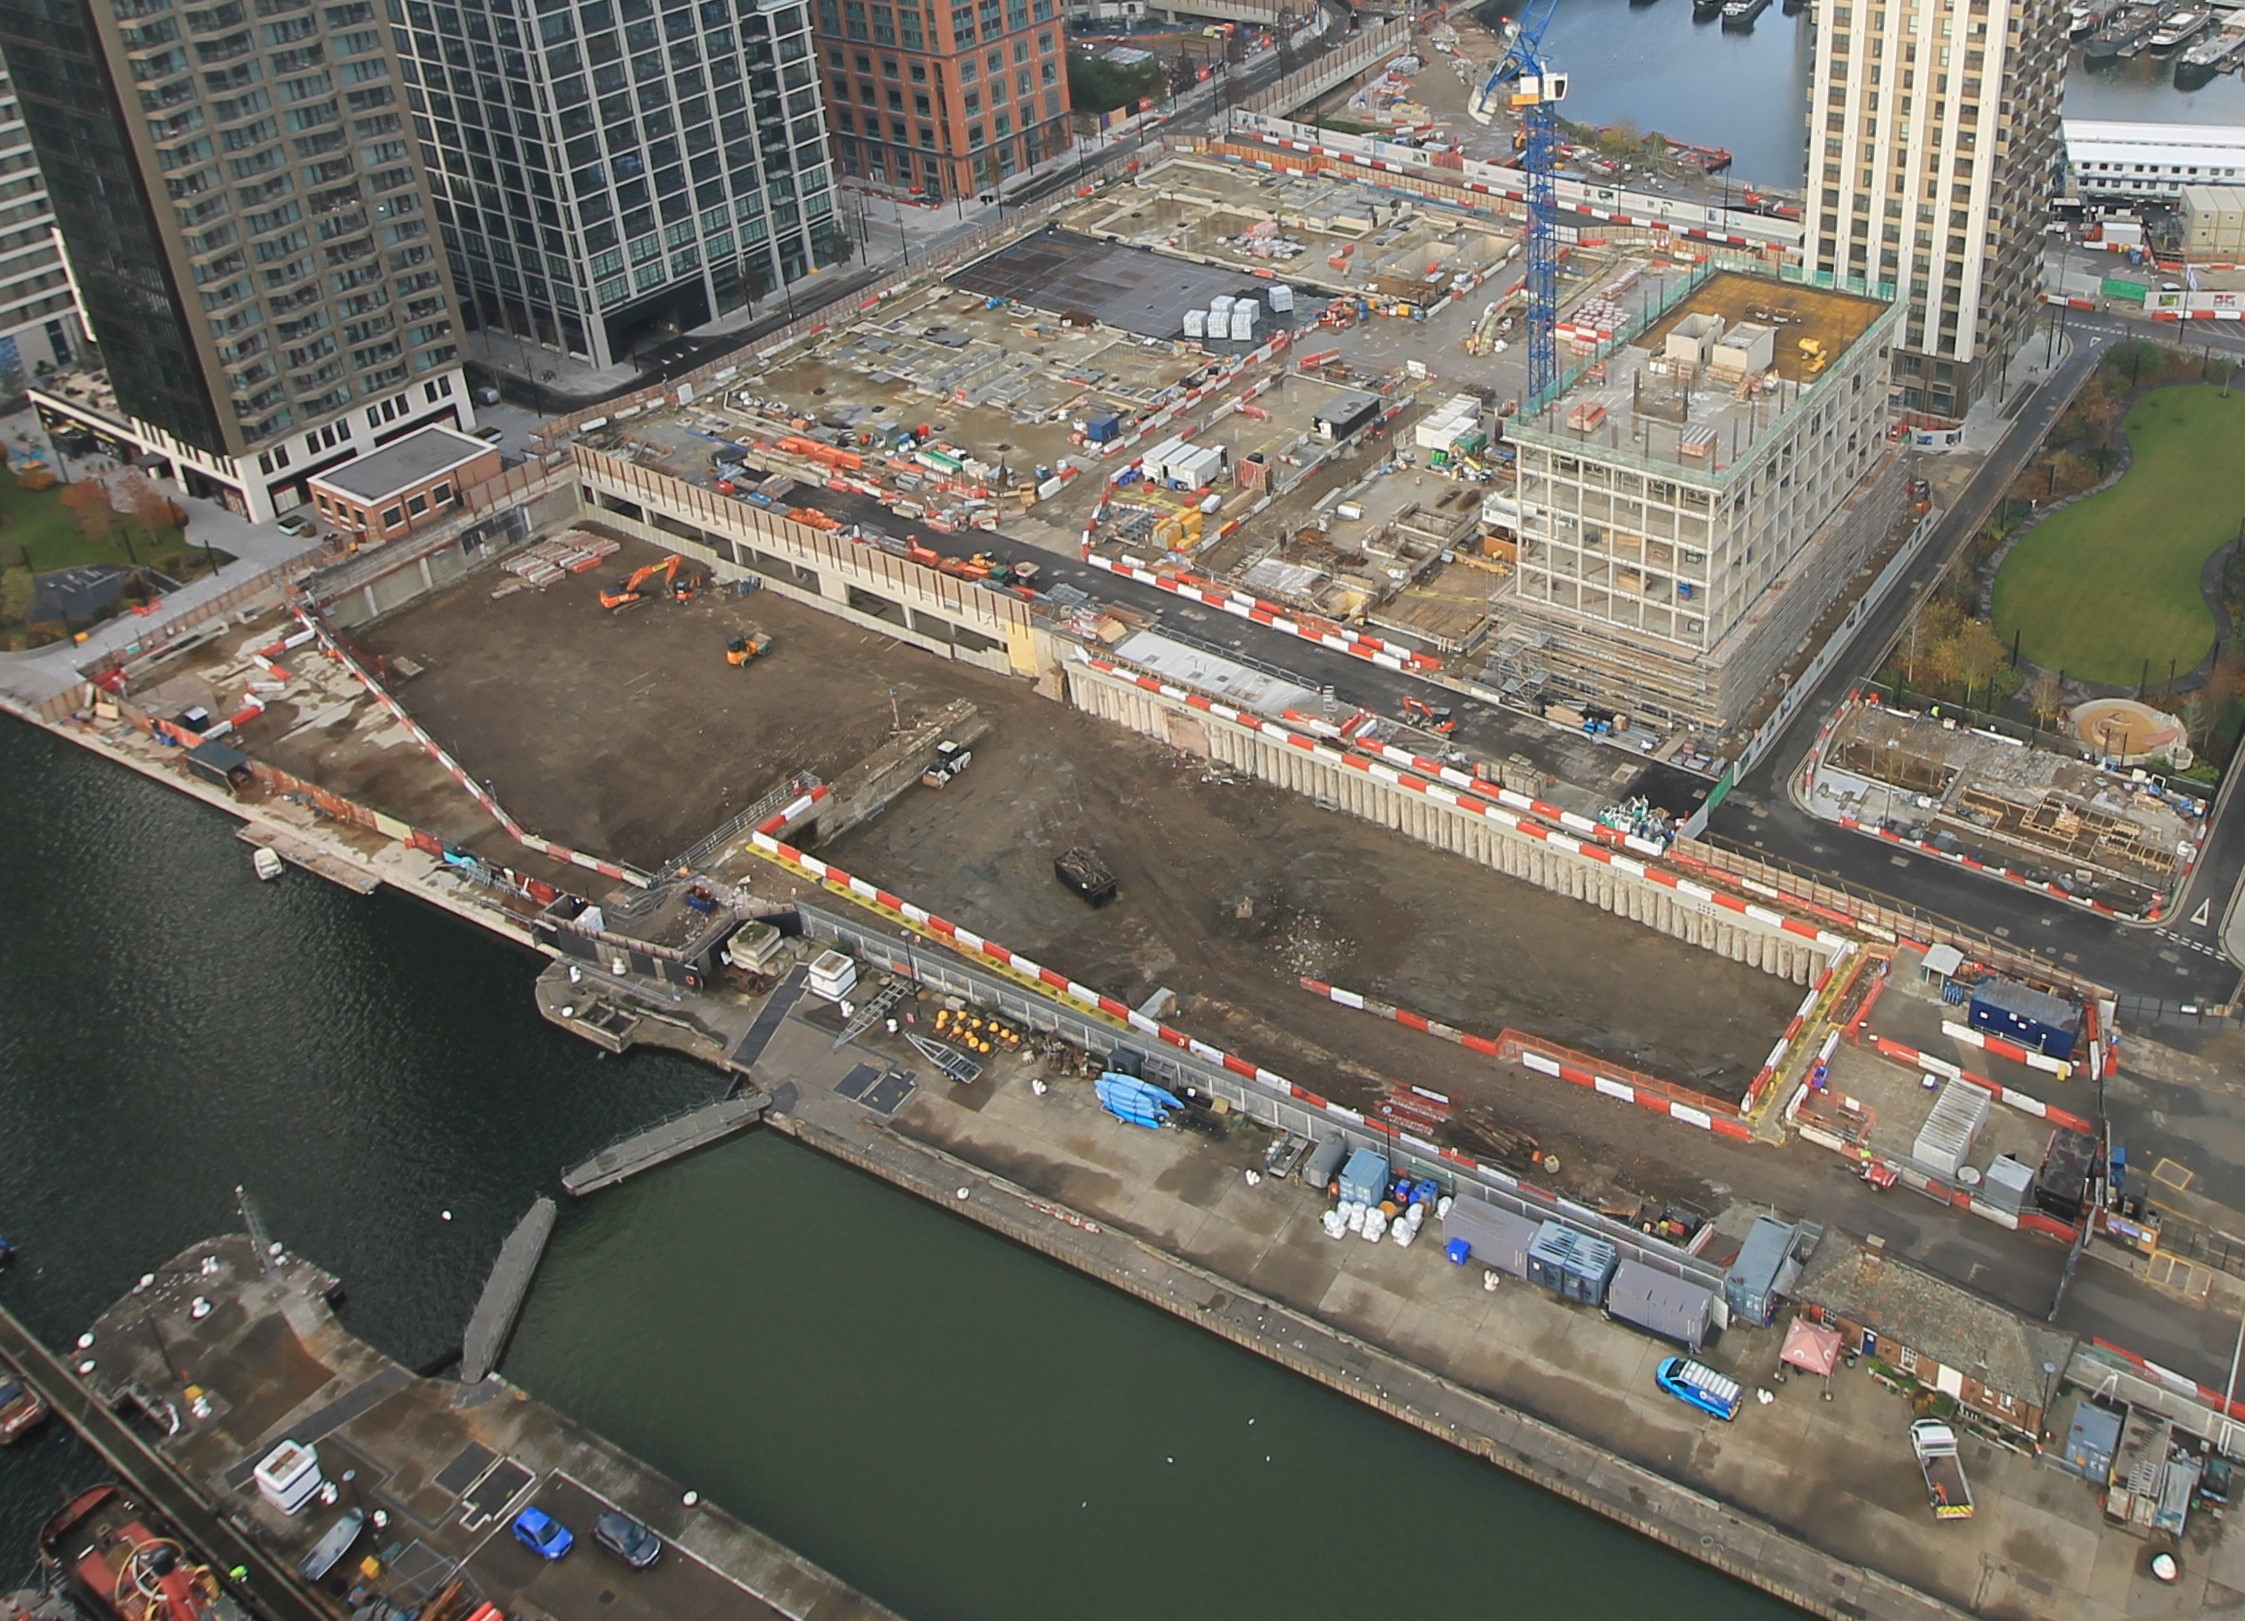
[68,1234,895,1621]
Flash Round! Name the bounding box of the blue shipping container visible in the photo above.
[1085,413,1123,443]
[1967,976,2080,1060]
[1526,1220,1619,1306]
[1338,1147,1391,1206]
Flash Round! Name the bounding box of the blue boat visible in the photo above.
[1656,1356,1743,1421]
[1095,1073,1184,1129]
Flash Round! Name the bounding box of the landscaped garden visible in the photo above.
[1991,377,2245,689]
[0,451,233,650]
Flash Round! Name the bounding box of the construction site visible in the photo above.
[1805,693,2209,920]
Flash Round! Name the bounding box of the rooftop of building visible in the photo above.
[1797,1237,2073,1405]
[1508,268,1895,486]
[311,425,491,501]
[2065,118,2245,152]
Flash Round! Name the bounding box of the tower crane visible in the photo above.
[1470,0,1567,408]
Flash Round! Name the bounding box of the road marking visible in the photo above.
[2190,900,2212,929]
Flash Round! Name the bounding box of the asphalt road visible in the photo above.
[1706,312,2245,1016]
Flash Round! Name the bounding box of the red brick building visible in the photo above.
[813,0,1070,204]
[308,427,500,545]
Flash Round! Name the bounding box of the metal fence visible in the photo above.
[1235,18,1412,117]
[794,898,1730,1297]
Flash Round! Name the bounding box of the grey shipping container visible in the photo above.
[1911,1080,1991,1181]
[2062,1399,2125,1484]
[1982,1154,2035,1216]
[1301,1134,1348,1191]
[1441,1194,1541,1279]
[1527,1220,1619,1306]
[1724,1216,1799,1328]
[1603,1258,1714,1351]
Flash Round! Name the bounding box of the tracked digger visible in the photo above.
[599,554,709,610]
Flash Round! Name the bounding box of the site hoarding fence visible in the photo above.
[792,898,1730,1302]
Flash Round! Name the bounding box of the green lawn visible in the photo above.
[1992,385,2245,688]
[0,472,187,575]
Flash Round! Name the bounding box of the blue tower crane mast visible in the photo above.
[1470,0,1567,410]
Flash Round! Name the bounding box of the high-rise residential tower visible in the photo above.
[812,0,1069,205]
[0,60,86,383]
[0,0,472,520]
[395,0,842,373]
[1802,0,2065,417]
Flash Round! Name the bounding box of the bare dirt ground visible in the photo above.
[352,537,1011,870]
[341,529,1813,1214]
[822,663,1806,1204]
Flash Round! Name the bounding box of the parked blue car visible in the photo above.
[511,1506,573,1561]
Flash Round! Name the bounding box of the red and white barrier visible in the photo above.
[295,608,643,886]
[1858,1033,2093,1134]
[1297,977,1753,1143]
[1834,815,2134,918]
[1939,1018,2073,1079]
[1082,652,1853,954]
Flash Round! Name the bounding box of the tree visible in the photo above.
[1938,618,2008,708]
[117,469,174,543]
[58,477,115,548]
[2175,688,2210,749]
[2026,669,2066,732]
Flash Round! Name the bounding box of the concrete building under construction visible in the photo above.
[1497,270,1906,733]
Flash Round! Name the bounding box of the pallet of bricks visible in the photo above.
[502,529,621,586]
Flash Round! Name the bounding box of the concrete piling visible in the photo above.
[1069,662,1825,985]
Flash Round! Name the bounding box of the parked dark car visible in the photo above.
[591,1510,662,1569]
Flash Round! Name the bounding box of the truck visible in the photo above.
[1910,1420,1975,1520]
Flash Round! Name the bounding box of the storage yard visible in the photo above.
[562,143,1846,776]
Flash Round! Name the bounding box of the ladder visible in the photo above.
[832,976,915,1050]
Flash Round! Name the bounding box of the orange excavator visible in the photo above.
[1400,695,1459,735]
[600,554,708,610]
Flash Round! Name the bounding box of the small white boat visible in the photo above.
[252,846,284,881]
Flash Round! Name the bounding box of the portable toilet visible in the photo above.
[1526,1221,1619,1306]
